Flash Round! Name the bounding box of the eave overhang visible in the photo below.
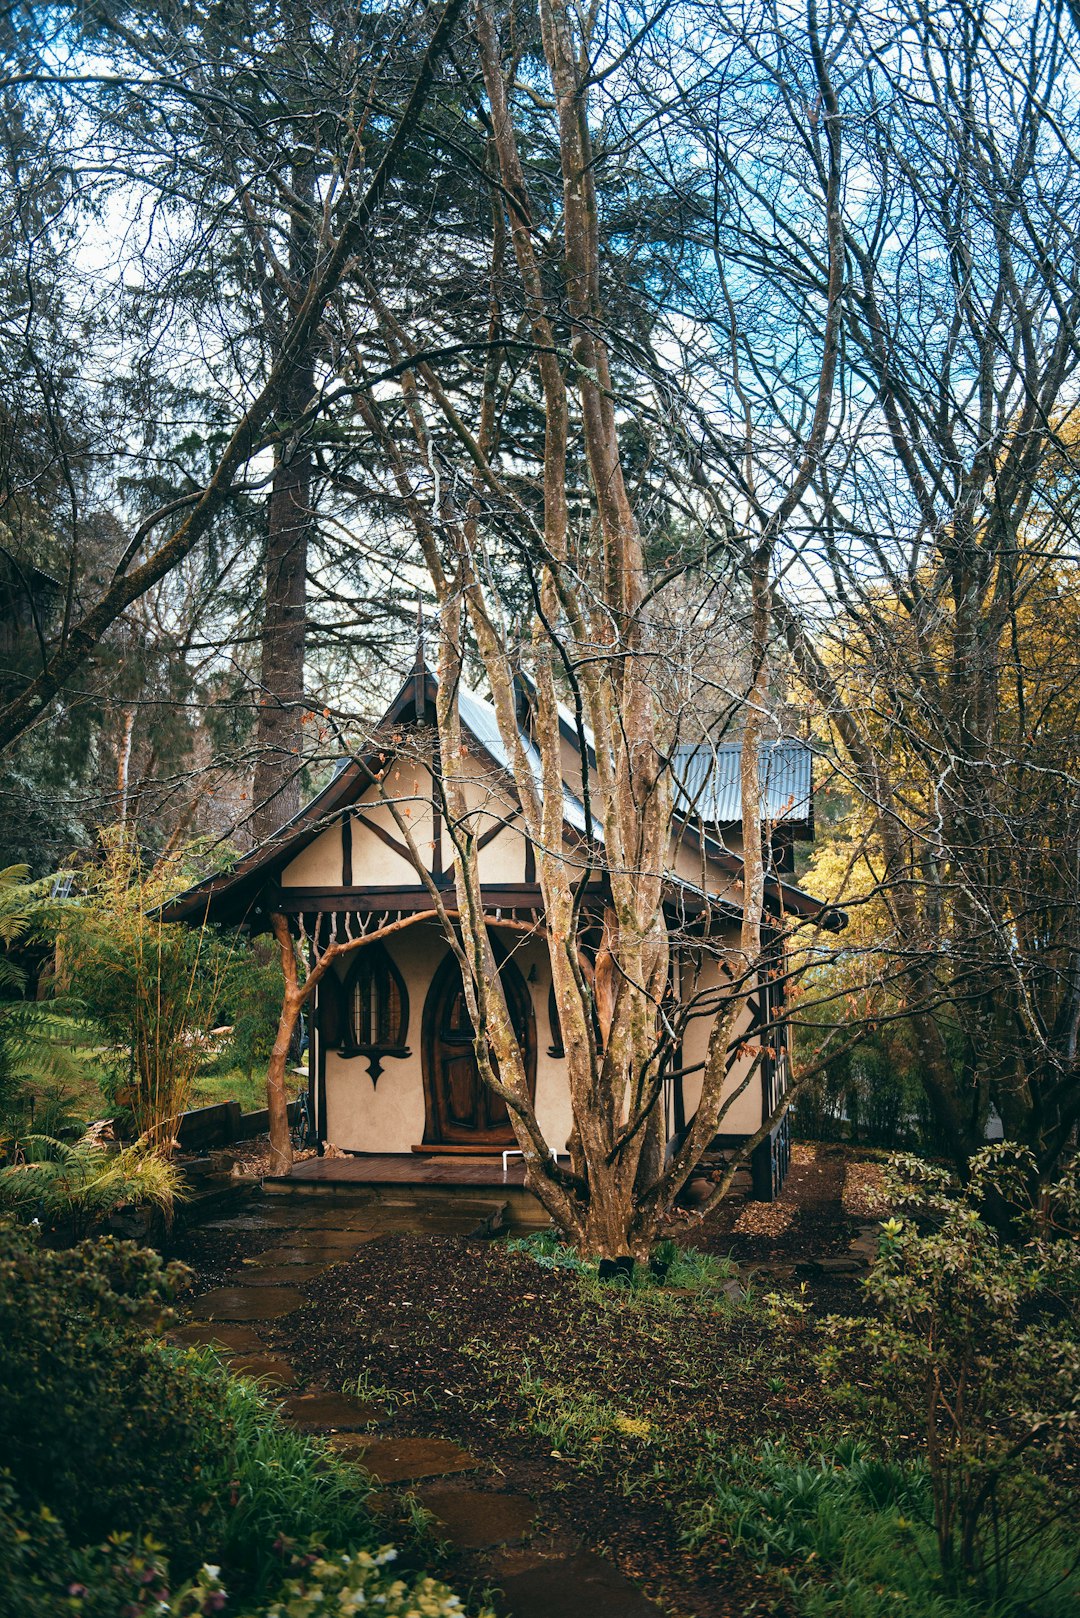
[159,665,844,935]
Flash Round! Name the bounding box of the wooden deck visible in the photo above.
[271,1152,532,1189]
[263,1151,553,1225]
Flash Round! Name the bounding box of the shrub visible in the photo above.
[0,1218,481,1614]
[222,950,285,1086]
[0,1217,383,1599]
[0,1508,485,1618]
[0,865,82,1151]
[256,1545,494,1618]
[0,1484,490,1618]
[0,1135,184,1237]
[0,1218,231,1573]
[0,1477,228,1618]
[823,1146,1080,1597]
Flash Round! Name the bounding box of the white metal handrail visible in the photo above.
[502,1147,559,1173]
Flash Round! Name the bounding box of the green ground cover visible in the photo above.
[0,1217,482,1618]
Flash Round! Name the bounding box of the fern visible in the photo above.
[0,1135,184,1237]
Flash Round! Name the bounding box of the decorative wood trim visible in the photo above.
[277,882,551,913]
[338,1046,412,1082]
[307,1011,318,1144]
[162,657,830,935]
[315,988,328,1152]
[355,811,414,865]
[523,834,536,884]
[340,943,410,1086]
[341,811,353,886]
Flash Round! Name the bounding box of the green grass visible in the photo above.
[514,1366,663,1465]
[186,1063,269,1113]
[681,1441,1080,1618]
[505,1229,739,1297]
[181,1348,379,1593]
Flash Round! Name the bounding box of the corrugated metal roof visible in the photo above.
[461,679,810,833]
[672,740,812,826]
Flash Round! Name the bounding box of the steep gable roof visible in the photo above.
[161,662,838,929]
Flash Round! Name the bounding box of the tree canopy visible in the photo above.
[4,0,1080,1237]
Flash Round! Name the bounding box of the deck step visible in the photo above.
[260,1152,556,1231]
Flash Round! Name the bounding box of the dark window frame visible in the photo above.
[337,943,411,1083]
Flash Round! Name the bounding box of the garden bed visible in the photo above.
[165,1146,1080,1618]
[254,1231,862,1616]
[167,1150,889,1615]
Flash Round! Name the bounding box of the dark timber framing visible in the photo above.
[160,662,841,1198]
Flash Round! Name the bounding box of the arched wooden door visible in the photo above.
[421,947,536,1147]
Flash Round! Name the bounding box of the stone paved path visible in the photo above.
[493,1548,666,1618]
[328,1434,480,1483]
[279,1391,385,1431]
[171,1190,665,1617]
[419,1489,537,1550]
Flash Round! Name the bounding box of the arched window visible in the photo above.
[339,944,410,1083]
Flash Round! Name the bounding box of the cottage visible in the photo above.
[163,658,838,1200]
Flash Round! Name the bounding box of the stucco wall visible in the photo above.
[319,922,574,1155]
[319,919,767,1153]
[668,832,742,905]
[281,821,343,887]
[678,942,763,1137]
[281,767,437,889]
[281,756,539,893]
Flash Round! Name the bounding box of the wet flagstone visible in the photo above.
[490,1549,662,1618]
[231,1263,329,1286]
[259,1227,381,1250]
[228,1354,299,1386]
[203,1205,369,1231]
[253,1239,379,1266]
[392,1218,493,1236]
[327,1435,480,1483]
[197,1214,290,1232]
[168,1321,266,1353]
[191,1285,307,1320]
[245,1244,338,1266]
[419,1488,536,1549]
[278,1391,387,1432]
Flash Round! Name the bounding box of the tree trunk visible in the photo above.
[252,131,316,844]
[267,911,299,1176]
[251,398,312,842]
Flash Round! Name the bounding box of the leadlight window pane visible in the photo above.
[345,945,408,1051]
